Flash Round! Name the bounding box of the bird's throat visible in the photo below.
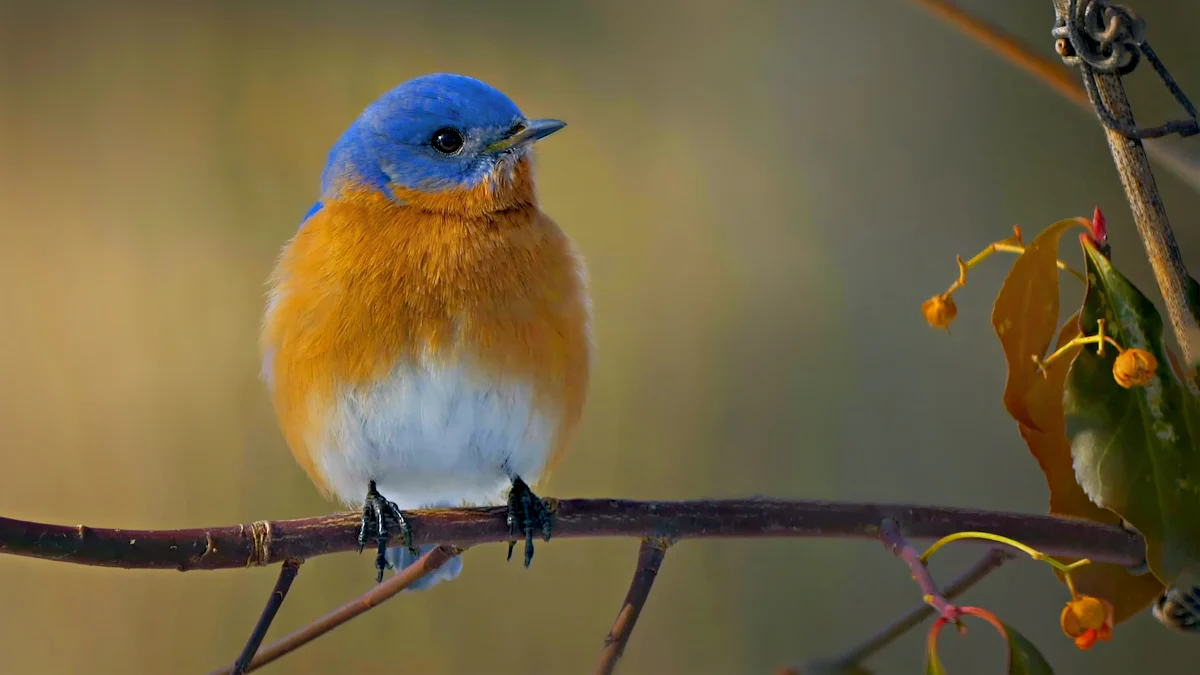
[392,154,538,218]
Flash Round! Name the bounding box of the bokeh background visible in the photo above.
[2,1,1199,673]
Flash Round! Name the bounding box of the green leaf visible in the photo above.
[1064,237,1200,584]
[1018,313,1165,621]
[1001,622,1054,675]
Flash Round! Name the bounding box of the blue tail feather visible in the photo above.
[385,544,463,591]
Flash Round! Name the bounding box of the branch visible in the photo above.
[878,518,956,616]
[593,536,672,675]
[1047,0,1200,367]
[227,558,302,675]
[207,545,461,675]
[907,0,1200,197]
[0,499,1146,570]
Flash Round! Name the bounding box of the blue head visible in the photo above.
[321,73,565,198]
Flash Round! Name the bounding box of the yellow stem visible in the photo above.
[942,226,1085,295]
[1034,317,1126,374]
[922,532,1038,561]
[920,531,1092,578]
[1063,559,1093,572]
[1061,559,1092,600]
[1064,571,1080,601]
[991,243,1087,282]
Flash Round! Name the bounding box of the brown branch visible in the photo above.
[907,0,1200,196]
[227,558,302,675]
[593,536,672,675]
[910,0,1083,104]
[0,499,1146,571]
[1047,0,1200,367]
[207,545,461,675]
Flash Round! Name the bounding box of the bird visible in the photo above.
[1153,584,1200,633]
[260,73,592,589]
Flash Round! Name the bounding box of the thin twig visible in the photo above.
[207,545,461,675]
[793,548,1012,673]
[910,0,1082,103]
[593,536,672,675]
[228,558,302,675]
[0,499,1146,570]
[907,0,1200,196]
[878,518,958,617]
[779,520,1004,675]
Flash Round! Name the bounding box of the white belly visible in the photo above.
[313,357,557,510]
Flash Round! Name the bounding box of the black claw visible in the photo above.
[357,502,372,554]
[505,477,553,568]
[357,480,416,584]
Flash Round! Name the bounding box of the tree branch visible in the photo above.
[910,0,1083,105]
[207,545,461,675]
[1048,0,1200,367]
[878,518,958,617]
[227,558,302,675]
[907,0,1200,197]
[593,536,672,675]
[0,499,1146,571]
[0,497,1147,569]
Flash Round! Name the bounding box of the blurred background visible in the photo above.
[1,0,1198,673]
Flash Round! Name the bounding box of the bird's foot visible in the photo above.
[505,476,553,568]
[357,480,417,583]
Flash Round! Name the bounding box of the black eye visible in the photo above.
[430,128,464,154]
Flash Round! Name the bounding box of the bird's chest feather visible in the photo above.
[318,355,556,509]
[261,193,591,508]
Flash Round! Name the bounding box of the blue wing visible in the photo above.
[300,200,323,229]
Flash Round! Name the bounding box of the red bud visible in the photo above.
[1089,207,1107,246]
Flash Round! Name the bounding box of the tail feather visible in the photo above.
[385,544,463,591]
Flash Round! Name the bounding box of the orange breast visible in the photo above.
[261,162,591,496]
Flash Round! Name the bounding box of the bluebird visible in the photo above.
[260,73,592,588]
[1153,584,1200,633]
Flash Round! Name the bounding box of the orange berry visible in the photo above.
[1112,348,1157,388]
[922,294,958,332]
[1061,595,1115,650]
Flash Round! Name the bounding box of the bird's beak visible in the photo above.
[486,118,566,153]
